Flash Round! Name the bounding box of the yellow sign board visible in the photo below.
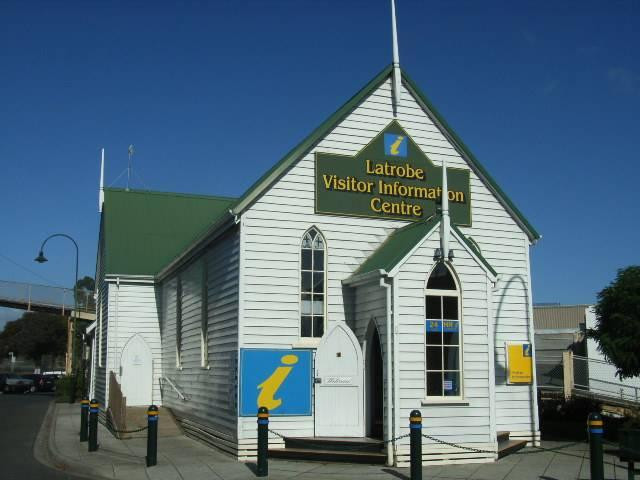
[506,343,533,384]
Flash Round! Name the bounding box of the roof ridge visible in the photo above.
[104,187,237,202]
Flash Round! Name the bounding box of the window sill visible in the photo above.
[421,397,469,406]
[292,339,321,349]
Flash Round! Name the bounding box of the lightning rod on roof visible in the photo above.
[391,0,402,116]
[127,144,134,191]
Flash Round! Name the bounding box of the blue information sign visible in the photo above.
[239,349,312,417]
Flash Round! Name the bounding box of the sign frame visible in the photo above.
[314,120,472,225]
[505,342,534,385]
[238,348,313,417]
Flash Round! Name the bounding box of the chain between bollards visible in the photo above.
[410,410,422,480]
[588,412,604,480]
[79,398,89,442]
[88,399,99,452]
[146,405,159,467]
[256,407,269,477]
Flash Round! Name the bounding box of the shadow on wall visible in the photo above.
[493,274,536,430]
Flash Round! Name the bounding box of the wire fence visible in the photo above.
[0,279,95,313]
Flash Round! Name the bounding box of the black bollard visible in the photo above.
[146,405,159,467]
[88,399,99,452]
[80,398,89,442]
[588,412,604,480]
[629,462,635,480]
[410,410,422,480]
[256,406,269,477]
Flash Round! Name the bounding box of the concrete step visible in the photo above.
[284,436,384,453]
[269,447,387,464]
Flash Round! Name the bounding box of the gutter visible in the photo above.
[342,269,388,288]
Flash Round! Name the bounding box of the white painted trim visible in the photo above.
[380,277,394,466]
[342,269,388,287]
[238,216,246,349]
[487,276,497,445]
[85,320,97,334]
[105,274,155,284]
[392,275,400,466]
[421,398,469,406]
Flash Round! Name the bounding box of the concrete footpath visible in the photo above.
[39,403,633,480]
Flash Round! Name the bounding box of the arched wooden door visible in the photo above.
[120,335,152,406]
[315,323,364,437]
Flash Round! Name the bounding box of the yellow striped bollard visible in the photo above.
[588,412,604,480]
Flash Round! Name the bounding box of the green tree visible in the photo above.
[589,266,640,379]
[0,311,67,361]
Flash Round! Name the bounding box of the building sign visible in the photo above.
[506,342,533,384]
[239,349,312,416]
[315,121,471,224]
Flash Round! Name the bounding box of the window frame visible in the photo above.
[423,262,464,402]
[298,227,327,342]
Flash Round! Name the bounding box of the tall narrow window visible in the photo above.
[176,276,182,368]
[201,259,209,368]
[425,263,461,397]
[300,228,325,338]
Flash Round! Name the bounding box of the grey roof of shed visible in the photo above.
[533,304,591,330]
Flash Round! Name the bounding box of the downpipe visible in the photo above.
[380,276,394,466]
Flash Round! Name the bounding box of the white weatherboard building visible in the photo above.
[88,48,541,465]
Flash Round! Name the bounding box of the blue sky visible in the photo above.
[1,1,638,329]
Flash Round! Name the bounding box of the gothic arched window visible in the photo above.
[425,262,462,397]
[300,228,325,338]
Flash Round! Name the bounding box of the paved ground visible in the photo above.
[43,403,634,480]
[0,392,84,480]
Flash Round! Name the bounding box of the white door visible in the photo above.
[315,323,364,437]
[120,335,152,406]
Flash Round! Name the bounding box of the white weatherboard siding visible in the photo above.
[394,231,494,465]
[105,280,162,407]
[239,76,537,460]
[160,229,240,455]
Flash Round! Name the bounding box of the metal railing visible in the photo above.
[160,376,190,401]
[537,351,640,407]
[573,354,640,404]
[0,279,95,313]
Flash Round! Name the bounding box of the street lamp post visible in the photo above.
[35,233,79,401]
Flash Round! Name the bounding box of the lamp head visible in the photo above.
[34,251,48,263]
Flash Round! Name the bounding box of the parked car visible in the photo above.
[23,374,57,392]
[0,373,35,393]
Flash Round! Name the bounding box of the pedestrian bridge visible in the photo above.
[0,279,96,320]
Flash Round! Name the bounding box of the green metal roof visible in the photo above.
[351,216,498,279]
[229,65,540,243]
[353,216,439,276]
[102,188,235,276]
